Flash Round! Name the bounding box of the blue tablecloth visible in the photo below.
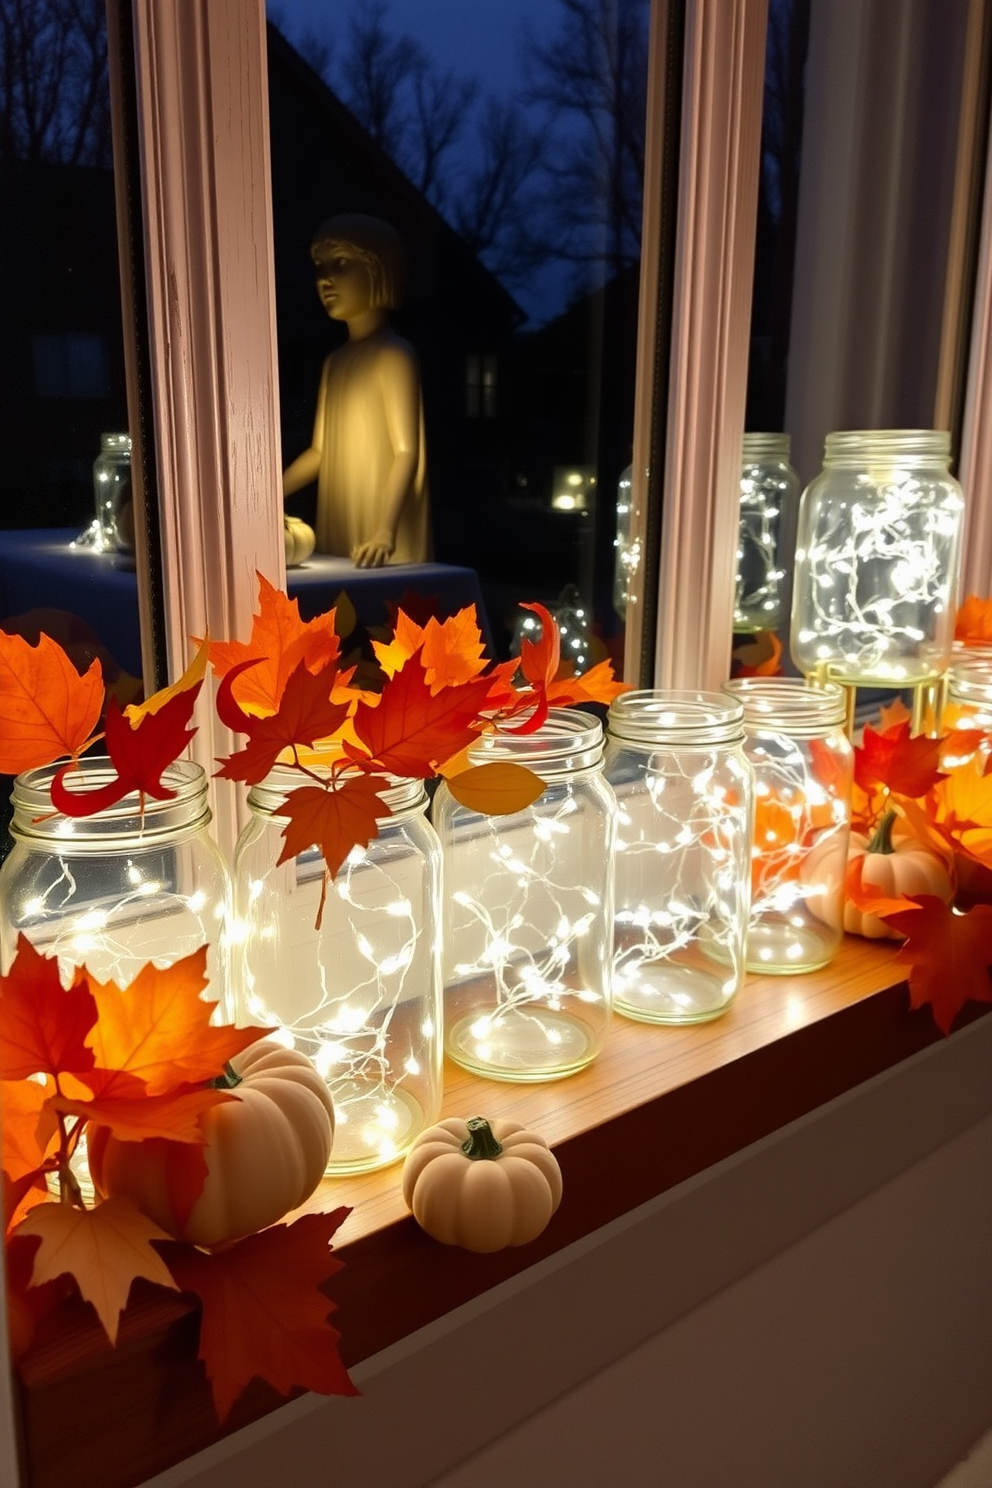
[0,529,490,681]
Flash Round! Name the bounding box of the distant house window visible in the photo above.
[32,332,111,398]
[465,353,497,418]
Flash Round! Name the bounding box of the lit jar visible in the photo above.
[944,658,992,765]
[92,433,132,551]
[433,709,615,1081]
[233,770,442,1174]
[736,433,800,634]
[604,691,753,1024]
[790,430,965,685]
[0,760,231,1000]
[724,678,853,974]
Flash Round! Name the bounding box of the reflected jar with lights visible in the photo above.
[433,709,615,1081]
[790,430,965,686]
[943,658,992,765]
[723,678,853,974]
[0,760,231,997]
[736,433,800,634]
[604,691,753,1024]
[232,770,442,1175]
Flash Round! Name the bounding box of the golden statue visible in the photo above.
[282,214,431,567]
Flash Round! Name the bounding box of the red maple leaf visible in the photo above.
[162,1208,357,1421]
[352,653,491,776]
[0,936,96,1080]
[50,684,201,817]
[884,896,992,1034]
[52,1078,234,1145]
[854,722,945,800]
[216,659,350,785]
[277,775,389,880]
[208,574,341,715]
[0,628,104,773]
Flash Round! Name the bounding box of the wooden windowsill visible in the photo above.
[15,936,986,1488]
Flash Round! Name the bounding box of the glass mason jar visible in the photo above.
[736,432,800,634]
[943,658,992,766]
[232,770,442,1175]
[604,691,753,1024]
[790,430,965,685]
[433,708,615,1081]
[724,678,853,974]
[92,433,133,551]
[0,760,232,1002]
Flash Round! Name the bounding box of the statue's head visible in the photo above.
[310,214,407,311]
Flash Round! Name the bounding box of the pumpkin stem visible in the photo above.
[867,808,898,855]
[208,1061,243,1091]
[461,1116,503,1161]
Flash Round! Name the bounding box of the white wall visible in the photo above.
[140,1013,992,1488]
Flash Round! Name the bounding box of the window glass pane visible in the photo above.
[267,0,649,678]
[0,0,145,852]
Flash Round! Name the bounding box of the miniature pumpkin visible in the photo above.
[284,515,316,568]
[401,1115,563,1253]
[844,810,954,939]
[88,1039,334,1248]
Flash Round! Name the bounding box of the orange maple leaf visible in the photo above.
[51,1080,234,1145]
[731,630,784,677]
[277,775,389,882]
[955,594,992,646]
[352,654,492,777]
[82,948,267,1096]
[877,696,913,734]
[15,1193,178,1343]
[216,658,350,785]
[0,936,96,1081]
[209,574,341,716]
[884,896,992,1034]
[162,1208,356,1421]
[926,760,992,867]
[546,657,631,710]
[1,1077,59,1185]
[0,628,104,773]
[374,606,490,692]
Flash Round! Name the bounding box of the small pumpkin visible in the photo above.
[844,810,954,939]
[401,1115,563,1253]
[284,515,316,567]
[88,1039,334,1248]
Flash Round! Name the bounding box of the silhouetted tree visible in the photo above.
[0,0,111,166]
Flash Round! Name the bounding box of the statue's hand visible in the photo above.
[352,532,394,569]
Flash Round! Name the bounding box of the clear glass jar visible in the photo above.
[724,678,853,973]
[604,691,753,1024]
[92,433,133,551]
[0,759,231,1002]
[232,770,442,1174]
[736,433,800,634]
[433,708,615,1081]
[943,658,992,766]
[790,430,965,685]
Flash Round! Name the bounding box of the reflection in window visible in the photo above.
[0,0,144,857]
[268,0,649,676]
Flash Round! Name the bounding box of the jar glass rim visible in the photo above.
[608,689,745,746]
[10,758,210,843]
[722,677,849,731]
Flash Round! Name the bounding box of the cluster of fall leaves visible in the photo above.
[0,582,628,1418]
[1,939,354,1420]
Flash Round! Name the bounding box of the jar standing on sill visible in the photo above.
[433,709,615,1082]
[724,678,853,974]
[232,770,442,1175]
[0,759,232,1001]
[736,432,801,634]
[943,658,992,766]
[790,430,965,687]
[604,691,753,1025]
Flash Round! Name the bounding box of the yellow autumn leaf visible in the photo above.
[444,761,545,815]
[124,636,209,725]
[17,1194,178,1343]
